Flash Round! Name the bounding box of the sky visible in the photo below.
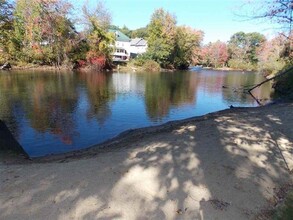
[74,0,278,44]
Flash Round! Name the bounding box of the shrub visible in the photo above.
[0,55,6,65]
[142,60,161,72]
[86,51,106,70]
[273,66,293,99]
[228,59,256,70]
[132,53,152,66]
[258,59,286,76]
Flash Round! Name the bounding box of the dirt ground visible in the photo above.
[0,103,292,220]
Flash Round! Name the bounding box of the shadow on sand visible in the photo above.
[0,104,292,219]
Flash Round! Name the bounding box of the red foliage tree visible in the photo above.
[200,41,229,68]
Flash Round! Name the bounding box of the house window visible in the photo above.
[116,49,126,53]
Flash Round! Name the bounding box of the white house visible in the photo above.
[129,38,148,57]
[108,30,148,62]
[109,29,131,62]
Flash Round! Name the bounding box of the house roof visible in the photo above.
[109,29,131,42]
[130,38,147,46]
[130,38,141,45]
[137,39,147,46]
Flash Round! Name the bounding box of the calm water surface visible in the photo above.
[0,69,272,157]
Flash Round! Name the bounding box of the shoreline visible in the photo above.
[1,102,292,219]
[202,66,255,72]
[2,102,291,164]
[1,63,257,73]
[1,104,248,164]
[1,64,71,71]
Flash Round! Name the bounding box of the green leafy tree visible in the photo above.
[12,0,76,65]
[147,8,177,68]
[108,24,120,30]
[0,0,14,62]
[145,8,203,69]
[131,26,149,38]
[228,31,266,69]
[173,26,203,69]
[120,25,132,38]
[246,32,267,64]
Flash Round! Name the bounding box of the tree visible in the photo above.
[0,0,14,62]
[246,32,267,63]
[147,8,177,67]
[12,0,76,65]
[173,26,203,69]
[227,31,266,69]
[41,0,77,66]
[82,0,111,31]
[0,0,13,41]
[258,34,288,73]
[242,0,293,63]
[0,0,12,21]
[246,0,293,34]
[145,8,204,69]
[131,26,149,38]
[82,1,114,69]
[120,25,132,38]
[201,41,228,68]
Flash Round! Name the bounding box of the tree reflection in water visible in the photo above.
[0,72,79,145]
[222,71,272,104]
[79,71,114,125]
[0,70,273,157]
[145,72,199,121]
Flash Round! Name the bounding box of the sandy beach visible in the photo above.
[1,103,293,219]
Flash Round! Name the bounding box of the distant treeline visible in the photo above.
[0,0,292,73]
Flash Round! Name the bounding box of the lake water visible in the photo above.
[0,69,272,157]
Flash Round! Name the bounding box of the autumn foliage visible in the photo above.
[0,1,292,73]
[86,52,106,70]
[200,41,228,68]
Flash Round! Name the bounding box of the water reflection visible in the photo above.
[145,72,199,121]
[79,72,114,125]
[112,72,145,94]
[33,75,78,145]
[0,74,21,139]
[0,70,273,157]
[0,72,79,146]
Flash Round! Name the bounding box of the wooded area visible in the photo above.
[0,0,292,72]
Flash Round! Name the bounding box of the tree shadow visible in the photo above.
[0,104,292,219]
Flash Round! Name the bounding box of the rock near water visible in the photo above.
[0,62,12,70]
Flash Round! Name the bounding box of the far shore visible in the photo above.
[1,102,292,219]
[202,66,256,72]
[1,63,261,73]
[4,64,73,71]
